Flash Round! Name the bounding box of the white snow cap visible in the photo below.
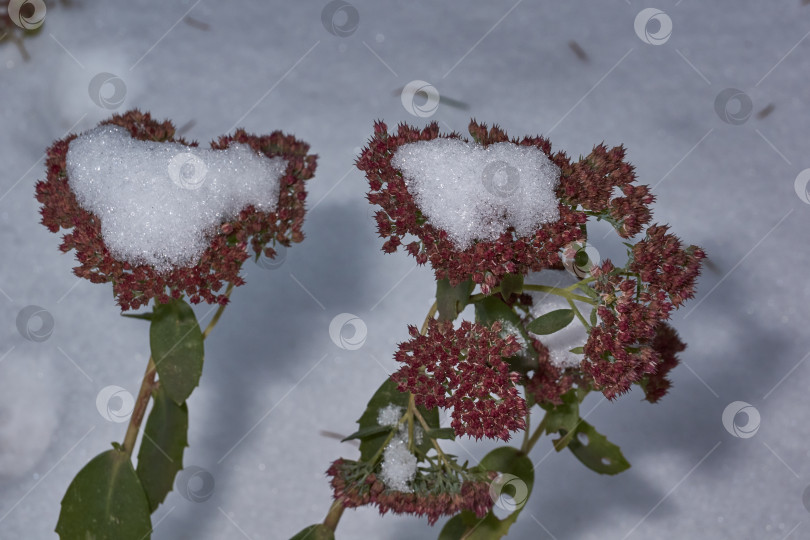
[65,125,287,272]
[392,138,561,249]
[527,269,594,368]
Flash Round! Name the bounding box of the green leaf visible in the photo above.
[289,524,335,540]
[566,420,631,475]
[541,389,579,447]
[121,312,153,321]
[526,309,574,335]
[425,427,456,440]
[341,424,393,443]
[150,299,204,405]
[136,385,189,512]
[568,346,585,354]
[499,273,524,302]
[56,447,153,540]
[589,307,598,327]
[438,447,534,540]
[436,278,475,321]
[355,378,439,463]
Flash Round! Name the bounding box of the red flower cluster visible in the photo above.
[327,459,495,525]
[35,110,316,310]
[358,120,656,294]
[582,225,704,399]
[556,143,654,238]
[524,338,576,406]
[392,320,526,441]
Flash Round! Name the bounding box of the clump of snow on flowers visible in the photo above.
[377,404,403,427]
[65,125,287,272]
[391,138,561,249]
[377,403,421,492]
[527,269,594,368]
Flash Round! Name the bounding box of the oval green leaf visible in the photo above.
[566,420,631,475]
[150,299,204,405]
[56,447,152,540]
[526,309,575,335]
[136,385,189,512]
[289,524,335,540]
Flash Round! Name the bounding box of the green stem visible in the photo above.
[322,499,345,532]
[522,284,595,304]
[567,298,590,329]
[202,282,235,339]
[520,411,548,455]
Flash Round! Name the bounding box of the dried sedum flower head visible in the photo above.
[35,110,316,310]
[358,120,656,294]
[392,319,526,441]
[327,458,495,525]
[582,226,705,399]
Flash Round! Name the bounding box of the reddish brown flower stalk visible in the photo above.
[392,319,526,441]
[357,120,656,294]
[327,459,495,525]
[35,110,316,310]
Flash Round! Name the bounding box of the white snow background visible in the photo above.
[1,1,809,539]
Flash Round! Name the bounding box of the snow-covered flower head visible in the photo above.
[36,110,316,310]
[358,120,655,294]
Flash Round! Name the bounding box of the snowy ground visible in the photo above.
[1,1,810,539]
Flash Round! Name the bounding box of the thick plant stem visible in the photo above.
[122,356,157,457]
[323,499,345,531]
